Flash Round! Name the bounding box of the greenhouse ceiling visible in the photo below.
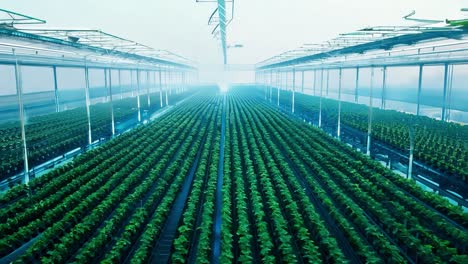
[0,8,195,71]
[257,23,468,71]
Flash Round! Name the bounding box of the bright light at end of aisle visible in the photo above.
[218,82,229,93]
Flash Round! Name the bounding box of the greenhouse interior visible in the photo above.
[0,1,467,263]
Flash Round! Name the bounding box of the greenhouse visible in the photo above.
[0,1,467,263]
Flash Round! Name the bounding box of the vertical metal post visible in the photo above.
[165,68,169,106]
[269,69,273,102]
[107,69,115,136]
[174,71,178,95]
[447,65,454,121]
[168,68,172,96]
[84,65,92,145]
[292,68,296,113]
[136,69,141,122]
[14,58,29,183]
[176,71,179,94]
[130,70,135,97]
[313,69,316,96]
[147,71,151,108]
[441,64,453,122]
[52,66,60,112]
[337,68,342,139]
[118,69,122,100]
[355,67,360,103]
[416,65,423,116]
[381,66,387,109]
[159,68,163,107]
[441,64,448,121]
[367,67,374,156]
[277,70,280,106]
[185,71,187,92]
[326,69,330,97]
[301,70,304,94]
[408,125,414,179]
[319,68,324,127]
[181,71,184,93]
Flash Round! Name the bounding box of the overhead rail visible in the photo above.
[0,8,46,26]
[0,9,196,70]
[257,27,467,70]
[257,8,468,70]
[196,0,235,64]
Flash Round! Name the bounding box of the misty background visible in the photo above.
[0,0,467,122]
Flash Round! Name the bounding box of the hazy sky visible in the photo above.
[2,0,466,66]
[0,0,467,85]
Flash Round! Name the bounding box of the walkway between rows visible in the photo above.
[149,127,208,264]
[212,94,227,264]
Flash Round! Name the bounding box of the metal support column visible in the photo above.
[313,69,316,96]
[106,69,115,136]
[447,65,454,121]
[136,69,141,122]
[14,58,29,183]
[319,68,324,127]
[118,69,122,100]
[326,69,330,97]
[408,125,414,179]
[337,68,342,139]
[269,69,273,102]
[381,66,387,109]
[442,64,453,122]
[130,70,135,97]
[367,67,375,156]
[165,68,169,106]
[147,71,151,108]
[355,67,359,103]
[84,65,92,145]
[159,68,163,107]
[441,64,449,121]
[292,68,296,113]
[301,70,304,94]
[52,66,59,112]
[168,68,172,96]
[183,71,187,92]
[277,70,280,106]
[416,65,423,116]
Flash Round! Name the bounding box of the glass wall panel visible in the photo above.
[449,64,468,123]
[341,68,356,103]
[357,67,383,107]
[303,70,314,95]
[420,65,444,120]
[385,66,419,114]
[88,69,112,142]
[0,65,22,184]
[54,67,88,155]
[21,66,56,178]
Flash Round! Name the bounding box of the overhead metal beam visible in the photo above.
[0,28,195,69]
[257,29,467,70]
[217,0,227,64]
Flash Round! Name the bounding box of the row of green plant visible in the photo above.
[0,93,214,262]
[274,88,467,182]
[171,99,221,263]
[67,97,212,263]
[221,88,466,263]
[0,91,192,179]
[215,94,321,263]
